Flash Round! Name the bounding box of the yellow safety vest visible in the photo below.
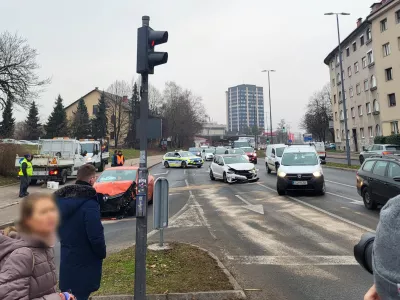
[19,158,33,177]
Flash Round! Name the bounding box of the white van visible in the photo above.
[310,142,326,163]
[265,144,287,174]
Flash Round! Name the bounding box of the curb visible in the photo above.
[323,166,358,172]
[91,243,246,300]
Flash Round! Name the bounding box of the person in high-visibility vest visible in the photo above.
[116,150,125,166]
[19,154,33,198]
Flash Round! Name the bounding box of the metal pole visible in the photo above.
[336,14,351,166]
[134,16,150,300]
[268,71,273,144]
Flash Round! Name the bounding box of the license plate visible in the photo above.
[293,181,307,186]
[33,171,47,176]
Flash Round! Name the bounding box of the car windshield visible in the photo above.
[281,152,318,166]
[215,148,227,154]
[97,169,137,182]
[386,145,400,151]
[179,151,193,157]
[205,149,214,153]
[231,149,245,154]
[241,147,253,153]
[234,141,250,148]
[224,155,250,164]
[81,143,95,153]
[276,147,286,157]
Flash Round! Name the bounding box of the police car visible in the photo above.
[163,150,204,168]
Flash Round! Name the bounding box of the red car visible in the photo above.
[241,147,257,164]
[94,166,154,216]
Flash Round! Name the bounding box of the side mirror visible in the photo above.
[320,160,326,165]
[393,176,400,182]
[94,150,99,155]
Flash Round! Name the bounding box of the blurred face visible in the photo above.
[25,198,59,236]
[88,174,96,186]
[118,151,122,155]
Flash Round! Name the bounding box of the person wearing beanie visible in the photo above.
[365,195,400,300]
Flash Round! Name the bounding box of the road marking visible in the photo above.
[152,171,169,176]
[226,255,357,266]
[235,194,265,215]
[325,192,363,204]
[184,169,186,175]
[257,183,375,232]
[325,180,356,189]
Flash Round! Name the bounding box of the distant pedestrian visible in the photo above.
[0,193,76,300]
[55,164,106,300]
[116,150,125,166]
[19,153,33,198]
[111,150,117,167]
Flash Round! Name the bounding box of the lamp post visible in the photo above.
[325,12,351,166]
[261,69,275,144]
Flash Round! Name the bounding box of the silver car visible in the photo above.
[359,144,400,164]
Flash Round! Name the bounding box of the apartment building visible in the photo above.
[226,84,265,134]
[324,19,380,151]
[369,0,400,136]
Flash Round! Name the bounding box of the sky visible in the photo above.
[1,0,372,132]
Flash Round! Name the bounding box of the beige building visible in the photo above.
[324,18,380,152]
[369,0,400,136]
[64,87,130,145]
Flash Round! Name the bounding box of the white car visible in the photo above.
[265,144,287,174]
[202,148,215,161]
[209,154,258,183]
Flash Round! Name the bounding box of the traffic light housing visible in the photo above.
[137,25,168,74]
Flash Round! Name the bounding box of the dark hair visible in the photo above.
[77,164,96,181]
[18,193,56,233]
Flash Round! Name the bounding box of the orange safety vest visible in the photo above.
[117,155,124,165]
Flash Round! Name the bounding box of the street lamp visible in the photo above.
[261,69,275,144]
[325,12,351,166]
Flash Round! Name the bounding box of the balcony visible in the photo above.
[368,62,375,68]
[372,110,380,115]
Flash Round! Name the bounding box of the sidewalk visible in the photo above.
[0,155,163,227]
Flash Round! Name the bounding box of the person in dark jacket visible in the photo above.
[19,154,33,198]
[55,164,106,300]
[111,150,117,167]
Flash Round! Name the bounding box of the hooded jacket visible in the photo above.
[0,231,59,300]
[55,183,106,295]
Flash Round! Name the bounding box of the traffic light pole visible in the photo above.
[134,16,150,300]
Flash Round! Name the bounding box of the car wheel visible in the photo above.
[267,164,271,174]
[254,159,258,164]
[181,161,187,168]
[60,171,68,185]
[223,172,228,183]
[127,200,136,216]
[164,161,169,168]
[363,189,377,210]
[316,182,326,196]
[277,186,286,196]
[359,155,365,164]
[197,165,202,168]
[98,161,105,172]
[210,170,215,181]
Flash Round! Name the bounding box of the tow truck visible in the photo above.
[15,137,109,185]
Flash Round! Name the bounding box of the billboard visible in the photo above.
[135,118,162,139]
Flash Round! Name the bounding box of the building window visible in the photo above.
[368,126,373,137]
[331,61,335,70]
[332,78,335,86]
[366,102,371,114]
[371,75,377,88]
[342,130,345,139]
[337,73,340,83]
[350,87,354,97]
[336,55,340,64]
[376,124,381,136]
[334,94,337,104]
[360,127,365,138]
[373,99,380,112]
[339,91,342,101]
[383,43,391,57]
[396,10,400,24]
[352,42,357,52]
[362,57,367,68]
[340,110,344,120]
[335,112,338,121]
[364,79,369,91]
[92,105,99,115]
[358,105,363,116]
[356,84,361,95]
[354,62,359,73]
[389,93,397,107]
[381,18,388,32]
[348,66,352,77]
[398,37,400,51]
[344,91,347,100]
[367,28,372,41]
[351,107,355,118]
[336,129,340,139]
[367,51,374,64]
[360,35,365,46]
[391,121,399,134]
[385,68,393,81]
[346,47,350,57]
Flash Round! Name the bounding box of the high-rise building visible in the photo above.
[226,84,265,133]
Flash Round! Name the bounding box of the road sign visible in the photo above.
[153,177,169,247]
[303,134,312,142]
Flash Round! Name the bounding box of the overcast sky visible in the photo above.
[1,0,372,132]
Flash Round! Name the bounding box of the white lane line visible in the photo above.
[235,194,252,206]
[152,171,169,176]
[325,192,363,204]
[184,169,186,175]
[226,255,357,266]
[257,183,375,233]
[325,180,356,189]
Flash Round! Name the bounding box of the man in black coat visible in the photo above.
[55,164,106,300]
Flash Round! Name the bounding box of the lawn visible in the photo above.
[93,243,232,296]
[325,162,360,170]
[0,176,18,186]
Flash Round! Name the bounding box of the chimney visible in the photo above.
[357,17,363,27]
[122,96,128,103]
[370,2,382,13]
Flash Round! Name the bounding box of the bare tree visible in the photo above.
[301,83,333,142]
[0,31,50,109]
[149,84,163,116]
[106,80,131,147]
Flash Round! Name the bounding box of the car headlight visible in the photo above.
[227,168,235,174]
[250,168,256,173]
[277,171,286,178]
[313,171,322,177]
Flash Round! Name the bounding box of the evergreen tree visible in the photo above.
[92,92,108,138]
[72,98,91,139]
[126,82,140,146]
[25,101,41,140]
[45,95,68,138]
[0,97,15,138]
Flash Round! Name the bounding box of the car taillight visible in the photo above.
[49,170,58,175]
[254,153,257,157]
[382,151,393,155]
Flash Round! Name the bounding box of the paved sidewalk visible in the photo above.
[0,155,162,226]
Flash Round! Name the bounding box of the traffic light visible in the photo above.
[137,24,168,74]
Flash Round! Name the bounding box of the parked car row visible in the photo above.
[1,139,41,145]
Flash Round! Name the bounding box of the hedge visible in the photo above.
[0,144,24,176]
[374,134,400,145]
